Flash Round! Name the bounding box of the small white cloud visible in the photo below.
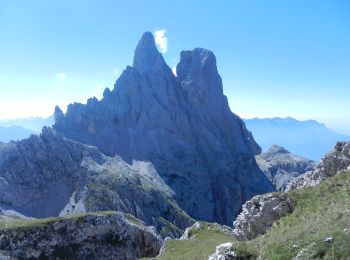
[112,68,120,78]
[56,73,66,80]
[154,29,168,53]
[172,66,177,76]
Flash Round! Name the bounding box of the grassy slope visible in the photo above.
[158,170,350,259]
[159,223,236,260]
[0,211,138,230]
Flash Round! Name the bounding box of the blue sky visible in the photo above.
[0,0,349,133]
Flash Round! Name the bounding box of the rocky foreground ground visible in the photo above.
[0,212,161,259]
[0,142,349,259]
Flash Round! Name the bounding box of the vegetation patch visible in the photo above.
[0,211,117,230]
[158,170,350,259]
[159,222,239,260]
[124,213,145,227]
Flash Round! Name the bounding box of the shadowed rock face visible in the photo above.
[256,145,315,191]
[0,127,193,238]
[54,32,274,225]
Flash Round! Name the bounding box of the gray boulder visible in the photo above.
[256,145,315,191]
[54,31,274,225]
[286,141,350,190]
[0,211,161,260]
[208,242,237,260]
[233,193,294,240]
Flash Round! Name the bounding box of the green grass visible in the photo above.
[253,170,350,259]
[159,223,238,260]
[158,217,184,236]
[158,170,350,259]
[124,213,145,227]
[0,211,117,230]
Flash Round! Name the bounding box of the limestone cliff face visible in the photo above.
[0,127,193,238]
[54,32,273,225]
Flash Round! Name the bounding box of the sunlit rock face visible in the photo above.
[286,141,350,190]
[54,31,274,225]
[233,193,294,240]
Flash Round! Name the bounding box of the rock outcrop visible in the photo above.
[233,193,294,240]
[0,211,162,260]
[286,141,350,190]
[256,145,315,191]
[0,127,193,238]
[53,32,274,225]
[208,242,236,260]
[232,141,350,241]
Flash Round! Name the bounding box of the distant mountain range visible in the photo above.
[0,126,36,143]
[1,115,347,163]
[244,117,350,161]
[0,116,53,142]
[1,115,348,162]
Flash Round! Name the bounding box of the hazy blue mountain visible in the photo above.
[244,117,350,161]
[0,116,54,133]
[0,116,54,142]
[256,145,315,191]
[0,126,36,143]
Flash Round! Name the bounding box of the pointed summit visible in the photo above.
[177,48,219,82]
[54,105,64,125]
[267,145,290,155]
[132,31,168,74]
[177,48,226,117]
[53,33,273,226]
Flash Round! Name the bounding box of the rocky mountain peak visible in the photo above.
[256,145,315,191]
[177,48,218,81]
[266,145,290,155]
[54,106,64,125]
[132,31,170,74]
[52,32,273,225]
[177,48,224,113]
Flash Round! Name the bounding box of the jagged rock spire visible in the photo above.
[53,32,273,225]
[54,105,64,125]
[132,31,169,74]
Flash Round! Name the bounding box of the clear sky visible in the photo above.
[0,0,349,133]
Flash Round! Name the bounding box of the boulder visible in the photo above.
[208,242,237,260]
[233,193,294,240]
